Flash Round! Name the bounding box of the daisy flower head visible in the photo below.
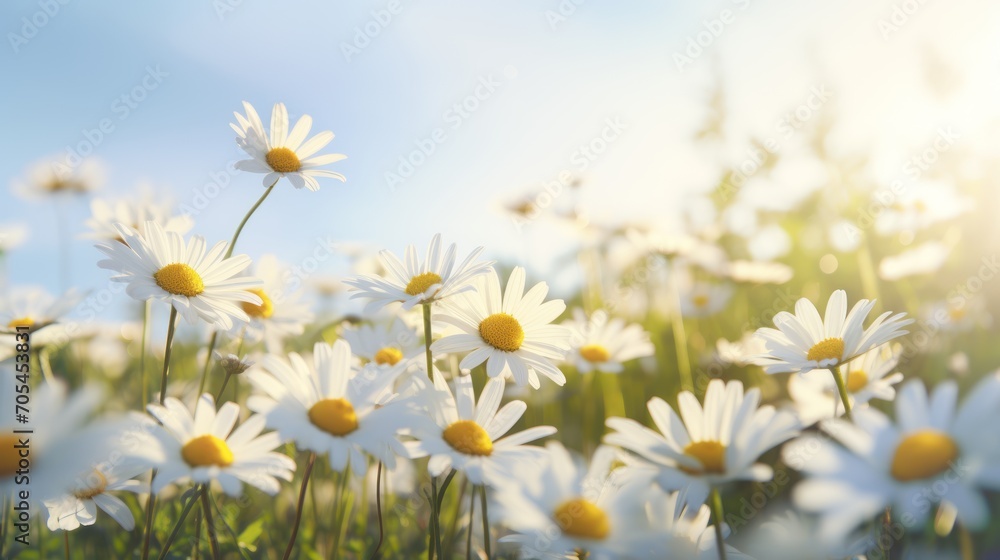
[340,316,422,368]
[788,344,904,426]
[231,101,346,191]
[0,285,82,333]
[97,221,263,330]
[344,234,493,313]
[639,487,754,560]
[146,394,295,496]
[754,289,913,374]
[14,155,105,199]
[246,340,415,476]
[562,308,654,374]
[678,281,734,318]
[84,189,193,243]
[604,379,800,508]
[714,332,768,367]
[784,374,1000,542]
[432,267,572,389]
[0,223,28,254]
[228,254,314,352]
[493,442,652,560]
[43,463,148,531]
[407,372,556,487]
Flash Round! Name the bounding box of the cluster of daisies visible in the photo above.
[2,99,997,560]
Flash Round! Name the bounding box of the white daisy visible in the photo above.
[43,464,148,531]
[228,254,314,352]
[788,344,904,425]
[339,317,422,367]
[725,259,793,285]
[83,190,193,243]
[246,340,416,477]
[639,486,754,560]
[145,394,295,496]
[874,181,971,235]
[784,374,1000,542]
[604,379,800,509]
[562,308,654,374]
[344,234,493,313]
[679,281,734,318]
[406,372,556,487]
[431,267,572,389]
[714,333,768,367]
[14,155,105,199]
[0,285,82,333]
[231,101,347,190]
[0,223,28,254]
[737,508,870,560]
[878,242,950,281]
[494,442,652,559]
[97,221,263,330]
[753,289,912,374]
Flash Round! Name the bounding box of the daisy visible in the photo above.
[874,181,971,235]
[96,221,263,330]
[738,508,871,560]
[753,289,912,375]
[146,394,295,496]
[43,463,148,531]
[679,281,734,318]
[14,156,105,199]
[493,442,653,559]
[639,486,754,560]
[228,254,314,352]
[604,379,800,509]
[562,308,654,374]
[231,101,347,191]
[246,340,416,477]
[725,259,793,285]
[432,267,572,389]
[406,372,556,486]
[788,344,904,425]
[784,374,1000,542]
[344,234,493,313]
[713,333,768,367]
[83,190,193,243]
[0,285,82,333]
[340,316,422,367]
[0,223,27,254]
[878,242,950,281]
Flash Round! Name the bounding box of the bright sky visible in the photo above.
[3,0,999,318]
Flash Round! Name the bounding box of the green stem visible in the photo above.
[140,300,150,407]
[332,463,352,560]
[159,307,179,405]
[429,477,440,560]
[959,522,975,560]
[200,488,221,560]
[225,180,277,259]
[709,488,728,560]
[283,453,316,560]
[215,373,233,403]
[831,365,854,421]
[479,485,491,559]
[197,331,218,399]
[370,461,385,560]
[422,303,434,379]
[466,485,475,560]
[140,473,158,560]
[64,531,70,560]
[669,277,694,393]
[154,487,201,560]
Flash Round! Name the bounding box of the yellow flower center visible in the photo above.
[404,272,443,296]
[181,435,234,468]
[265,147,301,173]
[846,370,868,393]
[308,398,359,436]
[0,435,23,478]
[579,344,611,363]
[7,317,34,329]
[442,420,493,456]
[374,347,403,366]
[241,288,274,319]
[154,263,205,297]
[554,498,610,540]
[693,294,710,308]
[681,440,726,475]
[73,469,108,500]
[948,306,967,322]
[891,430,959,482]
[806,337,844,363]
[478,313,525,352]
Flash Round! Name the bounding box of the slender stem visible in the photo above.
[140,300,151,407]
[37,348,55,385]
[154,487,201,560]
[429,477,440,560]
[159,307,179,405]
[332,463,352,560]
[422,303,434,379]
[600,372,626,420]
[214,373,233,402]
[479,485,491,559]
[192,509,202,560]
[831,365,854,421]
[140,474,158,560]
[201,488,221,560]
[466,485,476,560]
[197,331,219,399]
[709,488,728,560]
[225,180,277,259]
[370,461,385,560]
[64,532,70,560]
[669,276,694,393]
[959,522,975,560]
[283,453,316,560]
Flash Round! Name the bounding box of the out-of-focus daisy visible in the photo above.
[97,221,263,330]
[0,223,27,254]
[784,374,1000,542]
[345,234,493,313]
[754,290,912,374]
[229,254,313,352]
[13,156,105,199]
[923,296,989,333]
[0,285,82,333]
[639,486,753,560]
[232,101,346,191]
[494,442,651,559]
[725,259,793,284]
[714,333,768,367]
[874,182,971,235]
[43,464,148,531]
[788,344,904,426]
[679,281,733,318]
[604,379,800,508]
[828,220,862,253]
[562,308,654,374]
[246,340,415,477]
[432,267,571,389]
[747,223,792,262]
[737,508,870,560]
[146,394,294,496]
[948,352,969,377]
[83,190,193,243]
[340,317,422,367]
[878,242,950,281]
[406,373,555,486]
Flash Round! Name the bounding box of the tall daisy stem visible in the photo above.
[197,331,218,399]
[140,300,151,407]
[466,485,475,560]
[215,373,233,402]
[479,485,491,559]
[709,488,728,560]
[669,275,694,393]
[140,476,158,560]
[225,180,277,259]
[959,522,975,560]
[159,307,179,405]
[64,532,70,560]
[370,461,385,560]
[422,303,434,379]
[283,452,316,560]
[831,365,854,421]
[200,488,221,560]
[154,486,201,560]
